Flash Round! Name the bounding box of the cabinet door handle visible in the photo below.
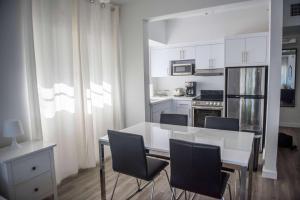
[245,51,248,63]
[32,166,37,171]
[34,188,39,192]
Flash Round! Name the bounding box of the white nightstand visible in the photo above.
[0,141,57,200]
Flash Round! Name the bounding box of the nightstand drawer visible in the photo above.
[12,150,51,185]
[15,171,53,200]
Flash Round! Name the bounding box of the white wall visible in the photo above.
[280,33,300,127]
[148,21,167,44]
[0,0,30,147]
[152,76,224,96]
[166,5,269,44]
[283,0,300,27]
[120,0,249,126]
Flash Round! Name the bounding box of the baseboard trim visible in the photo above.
[262,167,277,179]
[280,122,300,128]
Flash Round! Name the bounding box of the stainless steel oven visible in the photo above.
[192,104,224,127]
[171,60,195,76]
[192,90,224,127]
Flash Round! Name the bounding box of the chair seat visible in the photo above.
[145,157,169,181]
[219,172,230,198]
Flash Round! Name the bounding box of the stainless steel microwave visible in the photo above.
[171,60,195,76]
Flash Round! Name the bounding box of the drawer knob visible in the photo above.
[34,188,39,192]
[32,166,37,171]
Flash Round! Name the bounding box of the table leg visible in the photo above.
[99,142,106,200]
[248,143,254,200]
[240,166,247,200]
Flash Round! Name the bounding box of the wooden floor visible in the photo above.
[58,127,300,200]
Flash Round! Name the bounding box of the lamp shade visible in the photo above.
[2,120,24,138]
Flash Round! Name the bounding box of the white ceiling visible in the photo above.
[111,0,133,5]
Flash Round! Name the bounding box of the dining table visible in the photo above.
[99,122,254,200]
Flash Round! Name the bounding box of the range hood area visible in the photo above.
[194,68,224,76]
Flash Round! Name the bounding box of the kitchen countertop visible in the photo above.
[150,96,195,104]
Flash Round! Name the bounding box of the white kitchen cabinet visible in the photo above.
[150,48,172,77]
[181,46,196,60]
[150,46,195,77]
[166,48,181,61]
[245,36,268,65]
[173,100,192,126]
[195,43,224,69]
[195,45,210,69]
[211,43,225,68]
[224,38,244,67]
[225,32,268,67]
[150,100,173,123]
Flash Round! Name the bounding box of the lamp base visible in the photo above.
[10,137,22,149]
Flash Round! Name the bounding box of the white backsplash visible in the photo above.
[152,75,225,96]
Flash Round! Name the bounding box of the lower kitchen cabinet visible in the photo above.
[174,100,192,126]
[150,99,192,126]
[150,100,173,123]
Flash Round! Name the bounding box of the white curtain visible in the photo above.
[31,0,124,183]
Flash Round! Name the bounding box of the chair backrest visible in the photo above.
[204,116,239,131]
[108,130,147,179]
[169,139,222,198]
[160,113,188,126]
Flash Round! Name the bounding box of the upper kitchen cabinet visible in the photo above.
[181,46,196,60]
[225,32,268,67]
[195,43,224,69]
[150,48,171,77]
[150,46,195,77]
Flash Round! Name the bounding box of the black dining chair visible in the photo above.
[160,113,188,126]
[204,116,239,132]
[204,116,240,188]
[108,130,170,200]
[169,139,232,200]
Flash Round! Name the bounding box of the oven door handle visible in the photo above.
[192,106,224,110]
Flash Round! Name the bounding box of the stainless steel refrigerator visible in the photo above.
[225,66,268,170]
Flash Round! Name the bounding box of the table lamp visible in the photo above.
[3,120,24,149]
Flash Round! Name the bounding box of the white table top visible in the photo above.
[100,122,254,167]
[0,141,56,163]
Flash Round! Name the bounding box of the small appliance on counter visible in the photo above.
[174,88,185,97]
[171,60,195,76]
[185,82,197,97]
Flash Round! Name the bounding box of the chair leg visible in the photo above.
[171,188,176,200]
[238,170,241,185]
[136,179,142,190]
[150,180,155,200]
[227,183,233,200]
[163,169,173,193]
[110,173,120,200]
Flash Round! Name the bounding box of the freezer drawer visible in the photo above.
[227,97,265,134]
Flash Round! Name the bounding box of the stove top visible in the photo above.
[193,90,224,102]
